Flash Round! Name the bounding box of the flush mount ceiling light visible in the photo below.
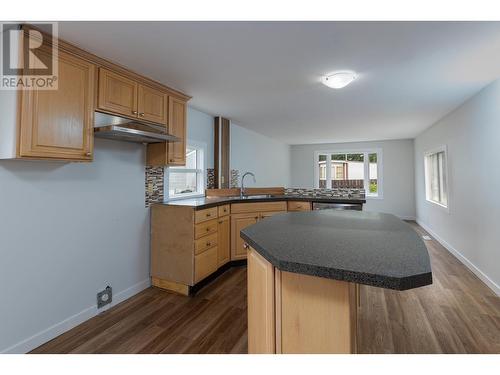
[321,71,357,89]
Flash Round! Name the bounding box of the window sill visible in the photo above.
[366,195,383,200]
[166,193,205,202]
[425,199,449,213]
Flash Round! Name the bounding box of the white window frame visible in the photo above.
[166,140,207,201]
[313,148,383,199]
[424,145,449,212]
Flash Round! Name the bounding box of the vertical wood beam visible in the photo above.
[214,116,231,188]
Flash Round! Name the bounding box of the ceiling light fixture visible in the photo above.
[321,71,357,89]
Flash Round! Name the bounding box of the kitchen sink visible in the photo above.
[239,194,274,199]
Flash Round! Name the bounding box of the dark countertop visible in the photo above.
[240,210,432,291]
[159,195,366,210]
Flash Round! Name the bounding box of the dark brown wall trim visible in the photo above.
[214,117,231,189]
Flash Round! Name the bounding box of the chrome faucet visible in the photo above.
[240,172,256,198]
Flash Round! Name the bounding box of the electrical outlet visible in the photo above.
[97,286,112,309]
[422,235,432,241]
[147,183,154,194]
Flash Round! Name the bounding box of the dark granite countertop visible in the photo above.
[240,210,432,291]
[159,195,366,210]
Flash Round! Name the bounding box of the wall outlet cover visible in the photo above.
[97,286,112,309]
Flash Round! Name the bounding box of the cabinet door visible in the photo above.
[98,68,138,117]
[167,96,187,165]
[247,247,275,354]
[194,246,218,283]
[287,201,312,212]
[231,213,259,260]
[137,84,168,125]
[19,48,95,160]
[217,215,230,267]
[259,210,286,220]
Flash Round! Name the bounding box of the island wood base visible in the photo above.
[248,247,358,354]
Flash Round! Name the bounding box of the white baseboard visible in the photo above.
[398,216,416,221]
[1,278,151,354]
[416,219,500,296]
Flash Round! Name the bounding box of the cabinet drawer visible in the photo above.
[195,232,218,255]
[194,218,218,239]
[287,201,312,211]
[218,204,230,217]
[195,207,218,223]
[194,246,218,283]
[231,201,287,214]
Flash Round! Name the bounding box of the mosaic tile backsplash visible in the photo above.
[230,169,240,188]
[145,166,164,207]
[145,165,365,207]
[284,187,365,199]
[206,168,215,189]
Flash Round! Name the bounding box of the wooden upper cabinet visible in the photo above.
[98,68,138,117]
[18,48,95,160]
[167,96,187,165]
[98,68,169,127]
[137,84,168,125]
[146,95,188,167]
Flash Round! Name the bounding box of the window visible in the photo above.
[167,143,205,200]
[424,146,448,208]
[314,149,382,198]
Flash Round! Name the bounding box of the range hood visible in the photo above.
[94,112,179,144]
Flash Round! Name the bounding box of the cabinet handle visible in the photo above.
[206,213,211,217]
[84,152,91,157]
[132,110,138,115]
[139,113,145,117]
[206,242,211,246]
[254,216,259,220]
[243,243,249,249]
[218,220,223,224]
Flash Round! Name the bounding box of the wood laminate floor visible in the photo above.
[31,223,500,354]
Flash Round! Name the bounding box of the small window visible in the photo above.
[368,153,378,195]
[315,149,382,197]
[167,144,205,199]
[424,147,448,208]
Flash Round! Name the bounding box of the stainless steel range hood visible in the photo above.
[94,112,179,144]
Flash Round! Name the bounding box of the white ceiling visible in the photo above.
[59,21,500,145]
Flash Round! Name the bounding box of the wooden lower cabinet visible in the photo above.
[151,200,312,295]
[247,246,358,354]
[195,246,218,283]
[231,213,259,260]
[259,211,286,220]
[217,215,230,267]
[230,201,287,260]
[287,201,312,212]
[151,205,231,295]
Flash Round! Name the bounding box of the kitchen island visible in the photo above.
[240,210,432,354]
